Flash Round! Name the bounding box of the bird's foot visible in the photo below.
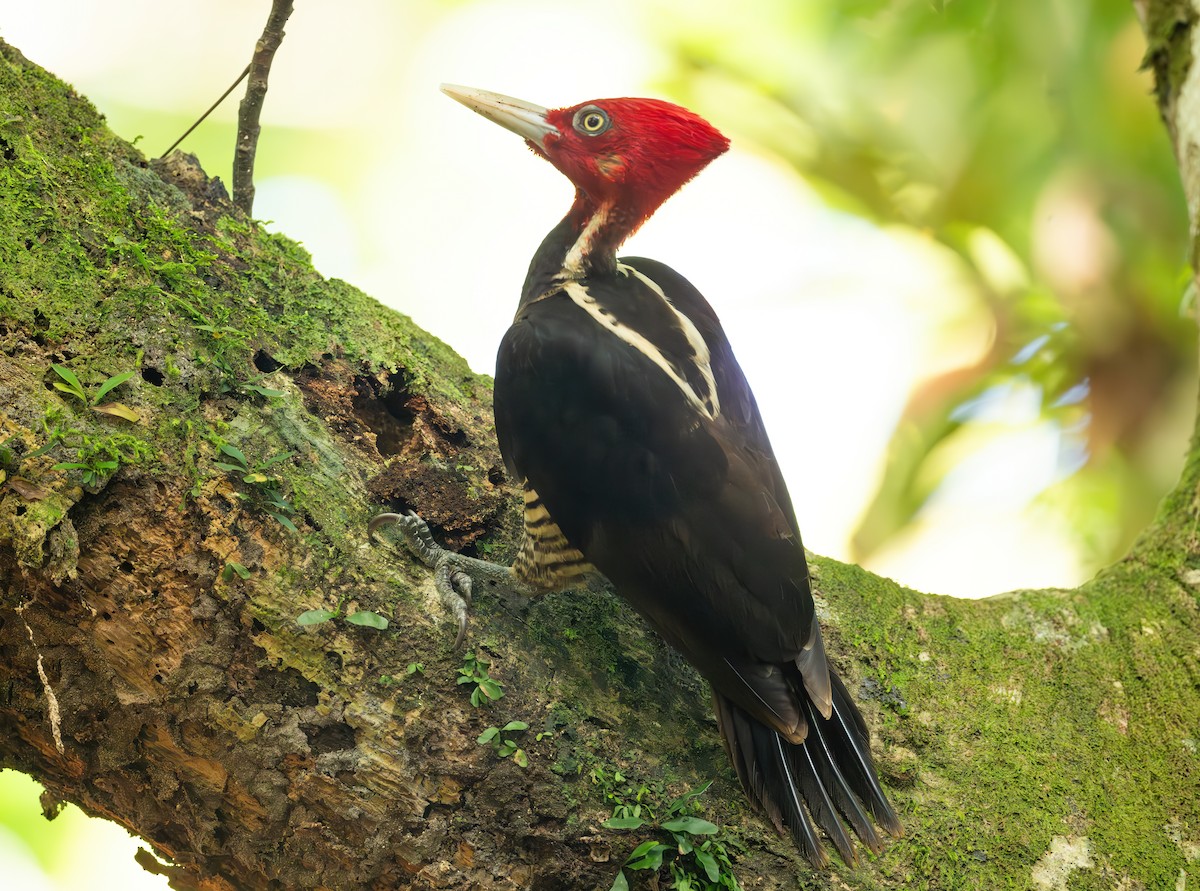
[369,510,516,649]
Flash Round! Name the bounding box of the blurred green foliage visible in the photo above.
[652,0,1192,575]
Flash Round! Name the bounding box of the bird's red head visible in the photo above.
[537,97,729,216]
[443,85,729,241]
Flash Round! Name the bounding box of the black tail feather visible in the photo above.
[824,670,903,835]
[713,667,901,868]
[750,718,827,866]
[803,695,883,854]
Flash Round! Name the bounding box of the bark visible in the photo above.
[0,15,1198,891]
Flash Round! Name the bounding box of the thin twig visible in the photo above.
[159,64,250,159]
[234,0,296,215]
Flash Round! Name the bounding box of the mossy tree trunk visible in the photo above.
[1,8,1198,889]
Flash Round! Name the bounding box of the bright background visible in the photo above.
[0,0,1193,887]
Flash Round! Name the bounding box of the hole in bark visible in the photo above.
[487,465,506,486]
[352,376,415,457]
[0,137,15,161]
[252,664,320,707]
[251,618,266,635]
[325,650,343,671]
[14,505,26,517]
[153,674,164,684]
[141,366,164,386]
[101,612,111,621]
[302,721,357,754]
[119,560,134,573]
[253,350,281,373]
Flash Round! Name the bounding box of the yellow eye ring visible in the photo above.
[573,106,611,136]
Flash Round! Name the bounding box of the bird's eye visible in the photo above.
[573,106,611,136]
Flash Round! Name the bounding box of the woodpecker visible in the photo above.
[374,85,901,868]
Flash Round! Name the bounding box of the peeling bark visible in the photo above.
[1,11,1199,890]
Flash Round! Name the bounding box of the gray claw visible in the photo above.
[371,509,471,649]
[436,562,472,650]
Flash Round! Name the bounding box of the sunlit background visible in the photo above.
[0,0,1193,887]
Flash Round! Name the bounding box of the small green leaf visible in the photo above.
[51,365,86,401]
[52,462,89,471]
[609,870,629,891]
[268,512,298,532]
[625,842,668,871]
[694,847,720,882]
[264,494,293,511]
[93,371,134,403]
[502,720,529,732]
[406,662,424,675]
[212,462,246,474]
[497,740,517,757]
[660,817,718,836]
[601,816,646,830]
[219,444,248,467]
[345,610,388,629]
[257,452,294,469]
[242,471,270,484]
[477,727,499,744]
[512,748,528,768]
[479,679,504,701]
[456,674,475,685]
[221,561,251,581]
[242,384,286,399]
[296,609,337,626]
[626,841,661,858]
[663,780,713,816]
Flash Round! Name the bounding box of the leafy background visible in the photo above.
[0,0,1190,887]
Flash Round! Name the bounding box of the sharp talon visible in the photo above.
[435,561,471,648]
[371,508,504,650]
[449,568,473,607]
[368,512,403,542]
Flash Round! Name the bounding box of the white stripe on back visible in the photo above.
[561,276,720,421]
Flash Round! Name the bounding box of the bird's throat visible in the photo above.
[518,193,650,310]
[561,201,613,280]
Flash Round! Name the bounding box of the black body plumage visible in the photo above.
[497,233,900,867]
[442,85,901,868]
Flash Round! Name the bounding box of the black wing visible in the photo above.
[494,258,829,738]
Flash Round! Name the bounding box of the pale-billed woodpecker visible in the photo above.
[371,85,902,868]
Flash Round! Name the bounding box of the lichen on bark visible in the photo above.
[0,22,1199,891]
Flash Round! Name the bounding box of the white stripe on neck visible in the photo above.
[560,204,611,280]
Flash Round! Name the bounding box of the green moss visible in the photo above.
[802,543,1198,887]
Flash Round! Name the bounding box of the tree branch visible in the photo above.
[233,0,294,215]
[160,64,249,160]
